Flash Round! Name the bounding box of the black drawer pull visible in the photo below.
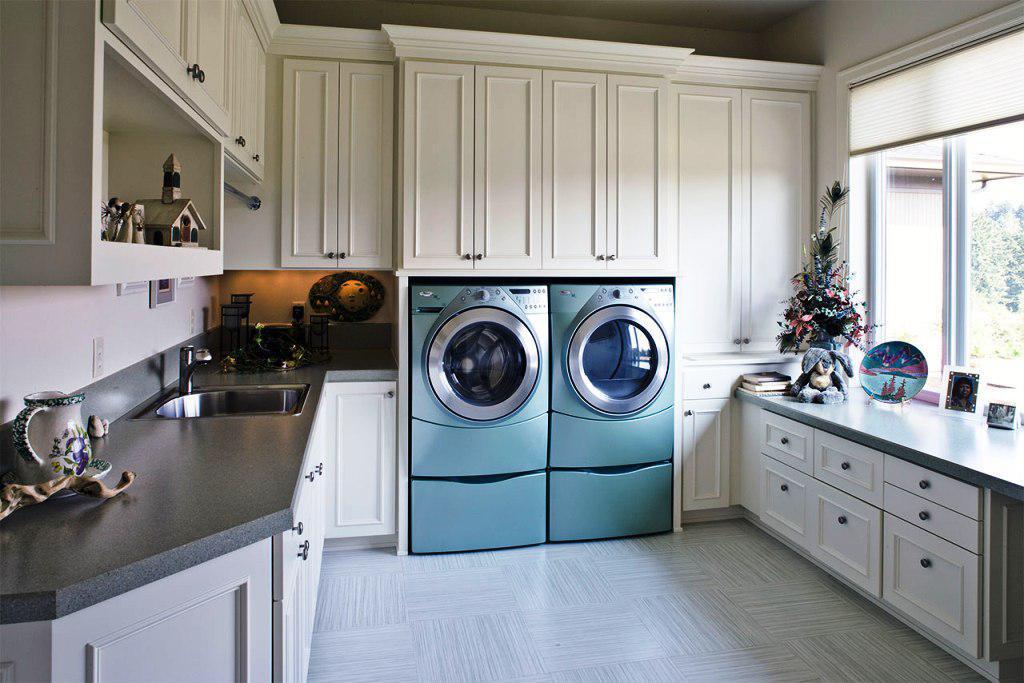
[840,461,851,470]
[702,383,711,389]
[919,480,930,490]
[292,521,303,535]
[919,510,930,521]
[837,515,847,525]
[305,471,315,482]
[316,463,324,475]
[780,483,789,492]
[298,540,310,560]
[920,558,931,568]
[780,437,789,445]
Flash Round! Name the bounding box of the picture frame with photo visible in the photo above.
[986,402,1018,431]
[937,365,983,419]
[149,278,176,308]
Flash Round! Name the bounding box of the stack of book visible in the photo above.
[739,371,792,396]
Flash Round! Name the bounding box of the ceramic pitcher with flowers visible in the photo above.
[12,391,93,484]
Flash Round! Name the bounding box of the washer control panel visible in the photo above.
[456,286,548,314]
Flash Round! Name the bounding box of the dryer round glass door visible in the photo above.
[427,307,540,421]
[567,305,669,414]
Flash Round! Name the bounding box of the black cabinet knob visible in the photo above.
[780,437,789,445]
[316,463,324,475]
[326,252,336,259]
[292,521,303,535]
[780,483,789,492]
[702,383,711,390]
[253,153,260,162]
[305,471,314,482]
[235,136,246,147]
[684,409,693,416]
[743,338,751,344]
[919,510,930,521]
[607,255,617,261]
[837,515,847,525]
[188,63,203,81]
[841,461,851,470]
[463,253,472,260]
[920,558,932,568]
[339,252,347,259]
[919,480,930,489]
[474,253,483,260]
[298,540,310,560]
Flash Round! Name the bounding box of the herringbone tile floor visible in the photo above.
[308,519,983,682]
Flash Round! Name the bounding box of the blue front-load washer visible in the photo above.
[410,283,549,553]
[549,282,675,541]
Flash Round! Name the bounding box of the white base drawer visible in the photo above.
[813,430,884,507]
[760,454,811,548]
[883,483,981,554]
[809,478,882,597]
[883,513,981,657]
[884,456,981,520]
[760,412,813,474]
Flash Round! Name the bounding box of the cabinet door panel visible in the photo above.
[683,398,730,511]
[103,0,190,87]
[474,66,542,269]
[190,0,231,132]
[760,454,811,548]
[676,85,743,353]
[743,90,810,351]
[324,382,397,539]
[402,62,474,269]
[607,75,669,269]
[543,71,607,269]
[339,63,394,269]
[808,479,882,596]
[281,59,339,268]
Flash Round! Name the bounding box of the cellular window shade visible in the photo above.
[849,30,1024,156]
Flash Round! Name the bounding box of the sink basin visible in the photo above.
[134,384,310,419]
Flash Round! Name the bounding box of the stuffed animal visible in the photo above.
[791,347,853,404]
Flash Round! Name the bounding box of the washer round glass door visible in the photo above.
[427,307,540,421]
[567,305,669,414]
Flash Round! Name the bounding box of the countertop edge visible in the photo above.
[736,390,1024,501]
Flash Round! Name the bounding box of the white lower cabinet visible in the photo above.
[322,381,398,539]
[682,398,730,511]
[883,513,982,657]
[808,478,882,596]
[760,454,811,547]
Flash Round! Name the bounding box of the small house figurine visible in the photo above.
[137,154,206,247]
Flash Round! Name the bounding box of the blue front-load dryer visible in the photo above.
[549,282,675,541]
[410,283,549,553]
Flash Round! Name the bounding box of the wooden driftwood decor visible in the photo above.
[0,471,136,521]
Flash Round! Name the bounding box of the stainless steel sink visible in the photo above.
[134,384,310,419]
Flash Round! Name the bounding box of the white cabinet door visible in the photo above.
[324,382,397,539]
[251,40,266,177]
[473,66,543,270]
[760,454,812,549]
[281,59,340,268]
[338,63,394,269]
[675,85,743,353]
[227,3,265,179]
[607,75,670,270]
[682,398,731,511]
[189,0,231,133]
[808,478,883,596]
[402,61,475,269]
[103,0,190,92]
[543,70,607,269]
[742,90,810,352]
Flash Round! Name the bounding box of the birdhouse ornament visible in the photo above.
[136,154,207,247]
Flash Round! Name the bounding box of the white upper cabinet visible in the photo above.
[676,85,743,353]
[743,89,810,352]
[227,0,266,180]
[281,59,394,269]
[542,70,608,269]
[607,75,671,270]
[402,61,476,269]
[474,66,543,269]
[103,0,232,135]
[281,59,340,268]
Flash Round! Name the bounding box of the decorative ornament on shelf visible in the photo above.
[137,154,207,247]
[10,391,102,485]
[309,272,385,322]
[790,347,854,404]
[221,323,329,373]
[859,341,928,404]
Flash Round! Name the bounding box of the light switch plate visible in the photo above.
[92,337,104,378]
[189,308,196,335]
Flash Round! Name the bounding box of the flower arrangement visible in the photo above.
[777,182,872,354]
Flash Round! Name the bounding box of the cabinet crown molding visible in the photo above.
[674,55,822,90]
[270,24,395,61]
[241,0,280,50]
[382,24,694,75]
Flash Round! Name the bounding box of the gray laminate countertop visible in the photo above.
[0,349,397,624]
[736,391,1024,501]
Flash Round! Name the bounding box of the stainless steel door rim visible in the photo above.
[567,305,669,415]
[427,306,540,421]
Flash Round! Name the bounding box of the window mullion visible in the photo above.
[953,136,969,366]
[867,152,886,344]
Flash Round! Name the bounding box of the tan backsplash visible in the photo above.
[218,270,396,325]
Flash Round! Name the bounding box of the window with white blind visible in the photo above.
[852,30,1024,403]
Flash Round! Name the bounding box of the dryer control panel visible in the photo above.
[505,286,548,314]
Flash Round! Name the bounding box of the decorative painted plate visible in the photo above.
[308,272,385,322]
[859,341,928,404]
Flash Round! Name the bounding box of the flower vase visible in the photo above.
[11,391,93,485]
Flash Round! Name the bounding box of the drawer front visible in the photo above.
[883,483,981,553]
[808,479,882,596]
[761,412,813,474]
[883,513,981,656]
[884,456,981,520]
[812,431,884,507]
[760,454,811,548]
[683,368,739,400]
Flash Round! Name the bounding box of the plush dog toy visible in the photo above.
[791,347,853,404]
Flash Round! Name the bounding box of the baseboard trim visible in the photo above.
[324,534,397,552]
[681,505,747,524]
[744,511,1019,683]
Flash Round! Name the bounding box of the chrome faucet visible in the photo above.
[178,345,212,395]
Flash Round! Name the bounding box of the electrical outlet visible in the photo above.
[92,337,104,378]
[189,308,196,335]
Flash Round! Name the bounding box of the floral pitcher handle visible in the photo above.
[12,403,45,466]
